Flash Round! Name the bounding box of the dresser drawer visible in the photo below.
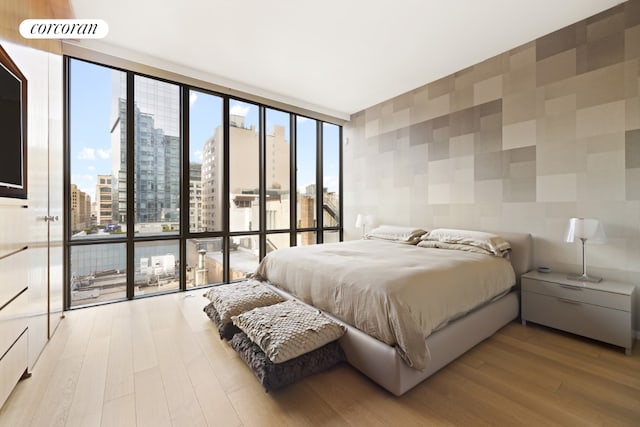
[0,329,28,409]
[522,277,631,311]
[522,290,633,349]
[0,289,28,357]
[0,248,28,309]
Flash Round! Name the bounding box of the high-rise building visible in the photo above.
[189,162,203,232]
[70,184,91,234]
[201,115,291,233]
[201,129,223,232]
[95,174,113,226]
[110,77,181,227]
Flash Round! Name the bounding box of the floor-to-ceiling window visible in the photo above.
[65,57,342,309]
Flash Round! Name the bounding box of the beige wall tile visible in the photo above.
[509,43,536,70]
[503,65,536,95]
[537,49,577,87]
[626,168,640,200]
[576,100,626,138]
[578,169,626,201]
[474,75,502,105]
[364,118,379,138]
[576,63,625,109]
[428,183,451,205]
[537,174,577,202]
[428,158,452,184]
[626,97,640,129]
[474,179,503,203]
[503,119,536,150]
[503,89,538,125]
[544,94,576,116]
[539,111,576,145]
[449,133,475,157]
[587,150,625,173]
[625,25,640,59]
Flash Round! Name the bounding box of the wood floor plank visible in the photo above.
[101,393,136,427]
[130,300,158,374]
[29,355,84,427]
[65,335,110,427]
[134,367,171,427]
[152,328,207,427]
[185,353,242,427]
[103,303,135,401]
[453,356,597,426]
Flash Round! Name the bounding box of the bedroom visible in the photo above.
[0,0,639,425]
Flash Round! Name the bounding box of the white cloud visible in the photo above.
[230,103,250,117]
[297,116,309,124]
[71,174,94,182]
[97,149,111,159]
[87,165,95,171]
[194,150,203,161]
[190,92,198,106]
[323,175,339,193]
[78,147,95,160]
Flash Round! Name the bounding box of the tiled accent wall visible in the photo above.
[344,0,640,327]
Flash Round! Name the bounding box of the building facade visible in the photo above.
[95,174,113,226]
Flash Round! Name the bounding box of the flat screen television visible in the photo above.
[0,44,27,200]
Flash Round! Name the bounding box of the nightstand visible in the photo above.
[521,270,636,355]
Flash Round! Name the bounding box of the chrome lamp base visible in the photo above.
[566,273,602,283]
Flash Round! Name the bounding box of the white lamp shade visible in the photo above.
[355,214,372,228]
[565,218,607,243]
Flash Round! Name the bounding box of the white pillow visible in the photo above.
[365,225,427,244]
[422,228,511,257]
[203,279,284,323]
[232,299,345,364]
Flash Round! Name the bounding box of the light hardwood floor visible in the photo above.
[1,290,638,426]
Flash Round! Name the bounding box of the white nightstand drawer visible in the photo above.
[522,291,633,349]
[522,277,631,311]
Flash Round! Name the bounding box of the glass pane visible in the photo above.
[229,235,259,279]
[190,90,223,232]
[186,238,223,288]
[69,243,126,307]
[265,109,290,230]
[134,75,181,236]
[134,240,180,296]
[323,230,340,244]
[296,117,316,229]
[323,123,340,227]
[297,231,316,246]
[229,100,260,232]
[69,59,126,239]
[266,233,290,254]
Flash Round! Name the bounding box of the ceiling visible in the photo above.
[69,0,622,120]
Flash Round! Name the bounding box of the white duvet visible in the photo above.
[253,239,515,370]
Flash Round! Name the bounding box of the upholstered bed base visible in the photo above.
[338,291,518,396]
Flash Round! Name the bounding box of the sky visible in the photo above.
[69,58,339,203]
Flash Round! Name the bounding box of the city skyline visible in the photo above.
[70,60,338,204]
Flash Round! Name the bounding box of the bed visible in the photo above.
[253,228,533,396]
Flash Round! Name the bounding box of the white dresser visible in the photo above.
[0,203,30,408]
[521,270,636,355]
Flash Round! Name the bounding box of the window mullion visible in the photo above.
[125,71,135,300]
